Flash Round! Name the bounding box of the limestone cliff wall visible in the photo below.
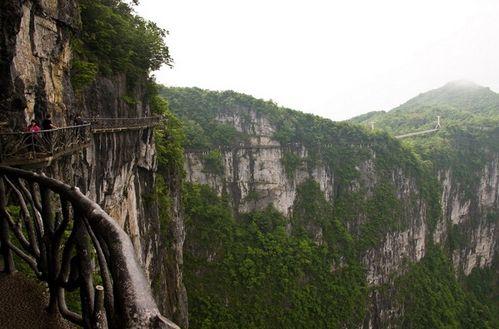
[184,109,498,328]
[0,0,78,127]
[1,1,187,327]
[438,156,498,275]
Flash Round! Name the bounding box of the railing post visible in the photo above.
[92,285,108,329]
[0,176,15,273]
[0,136,4,163]
[75,211,95,329]
[40,183,57,306]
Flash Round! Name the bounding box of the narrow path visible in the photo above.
[0,269,77,329]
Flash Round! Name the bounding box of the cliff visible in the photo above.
[0,0,78,127]
[0,1,187,327]
[163,87,498,328]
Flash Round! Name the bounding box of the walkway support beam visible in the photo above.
[83,116,162,133]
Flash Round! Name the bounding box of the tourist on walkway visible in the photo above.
[41,114,56,130]
[26,120,41,133]
[73,113,87,140]
[25,120,41,152]
[74,113,85,126]
[41,114,56,149]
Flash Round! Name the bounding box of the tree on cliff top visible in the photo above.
[71,0,172,90]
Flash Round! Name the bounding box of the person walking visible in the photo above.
[73,113,87,140]
[41,114,56,130]
[25,119,41,154]
[41,114,56,152]
[26,120,41,133]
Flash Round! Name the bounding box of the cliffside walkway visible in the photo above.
[0,125,91,166]
[83,116,162,133]
[0,271,77,329]
[0,116,162,166]
[0,166,178,328]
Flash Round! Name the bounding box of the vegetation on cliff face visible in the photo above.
[183,183,367,328]
[352,82,499,328]
[408,125,499,199]
[349,81,499,189]
[71,0,172,90]
[158,85,496,328]
[396,248,494,329]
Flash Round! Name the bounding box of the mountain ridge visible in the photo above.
[349,80,499,134]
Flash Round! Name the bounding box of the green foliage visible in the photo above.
[151,88,185,174]
[159,87,435,189]
[463,266,499,328]
[202,150,224,175]
[73,0,172,88]
[158,87,249,149]
[410,125,499,200]
[281,150,301,179]
[184,183,367,328]
[359,182,402,249]
[70,60,98,90]
[243,190,262,202]
[156,84,496,328]
[350,81,499,135]
[149,81,189,295]
[292,180,355,257]
[396,247,494,329]
[121,95,138,105]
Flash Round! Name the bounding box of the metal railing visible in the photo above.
[83,116,162,132]
[0,125,91,165]
[0,166,179,329]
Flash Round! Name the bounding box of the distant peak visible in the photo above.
[443,80,482,89]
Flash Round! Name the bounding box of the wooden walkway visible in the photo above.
[83,116,162,133]
[0,116,162,167]
[0,271,77,329]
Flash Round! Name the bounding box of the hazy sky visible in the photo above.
[136,0,499,121]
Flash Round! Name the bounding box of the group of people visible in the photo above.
[26,114,56,133]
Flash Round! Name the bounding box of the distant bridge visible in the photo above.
[184,117,444,154]
[395,128,439,139]
[393,116,442,139]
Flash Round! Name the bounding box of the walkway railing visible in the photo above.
[0,166,179,329]
[0,125,91,166]
[84,116,162,133]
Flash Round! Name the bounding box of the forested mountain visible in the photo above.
[350,80,499,134]
[158,86,498,328]
[7,0,495,328]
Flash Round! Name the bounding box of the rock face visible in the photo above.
[185,112,334,216]
[1,1,187,327]
[0,0,79,127]
[439,156,498,275]
[184,108,498,328]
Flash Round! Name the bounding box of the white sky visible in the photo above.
[135,0,499,121]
